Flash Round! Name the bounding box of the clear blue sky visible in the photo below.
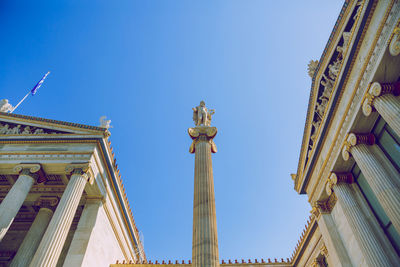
[1,0,343,262]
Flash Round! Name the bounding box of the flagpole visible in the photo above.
[10,71,50,114]
[10,91,31,113]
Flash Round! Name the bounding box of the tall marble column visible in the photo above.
[189,125,219,267]
[0,164,43,241]
[30,165,92,267]
[362,81,400,137]
[10,197,58,267]
[342,133,400,234]
[326,172,393,267]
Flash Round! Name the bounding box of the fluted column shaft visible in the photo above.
[374,94,400,137]
[0,170,35,241]
[190,126,219,267]
[351,143,400,234]
[333,182,392,267]
[30,170,89,267]
[11,207,53,267]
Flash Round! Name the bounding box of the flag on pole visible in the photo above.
[31,71,50,96]
[10,71,51,113]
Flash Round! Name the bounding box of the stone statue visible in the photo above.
[307,60,319,78]
[319,74,334,101]
[99,116,112,129]
[192,101,215,127]
[328,58,342,80]
[0,99,13,113]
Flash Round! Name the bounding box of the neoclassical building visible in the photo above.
[0,113,145,266]
[1,0,400,267]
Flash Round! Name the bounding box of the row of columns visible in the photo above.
[0,164,93,267]
[314,80,400,266]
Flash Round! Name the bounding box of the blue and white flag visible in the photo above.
[31,71,50,96]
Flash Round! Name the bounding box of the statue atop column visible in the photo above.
[192,101,215,127]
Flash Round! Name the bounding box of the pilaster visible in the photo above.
[311,197,352,267]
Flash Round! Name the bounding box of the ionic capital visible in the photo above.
[188,126,217,154]
[35,196,59,210]
[389,25,400,56]
[326,172,354,195]
[342,133,375,161]
[65,163,94,184]
[13,163,46,183]
[362,82,400,116]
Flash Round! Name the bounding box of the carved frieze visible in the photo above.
[306,1,365,161]
[0,121,69,135]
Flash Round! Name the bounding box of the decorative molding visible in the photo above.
[389,22,400,56]
[188,126,217,154]
[342,133,375,161]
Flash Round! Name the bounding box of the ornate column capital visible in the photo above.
[35,196,59,211]
[320,244,328,257]
[326,172,354,195]
[389,24,400,56]
[13,163,46,184]
[362,82,400,116]
[342,133,375,161]
[65,163,94,184]
[188,126,217,154]
[312,194,337,217]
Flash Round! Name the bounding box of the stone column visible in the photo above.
[0,164,43,241]
[189,126,219,267]
[10,197,58,267]
[30,165,92,267]
[342,133,400,234]
[326,173,392,267]
[311,198,352,267]
[362,81,400,137]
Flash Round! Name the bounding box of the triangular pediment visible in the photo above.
[295,0,365,193]
[0,112,107,136]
